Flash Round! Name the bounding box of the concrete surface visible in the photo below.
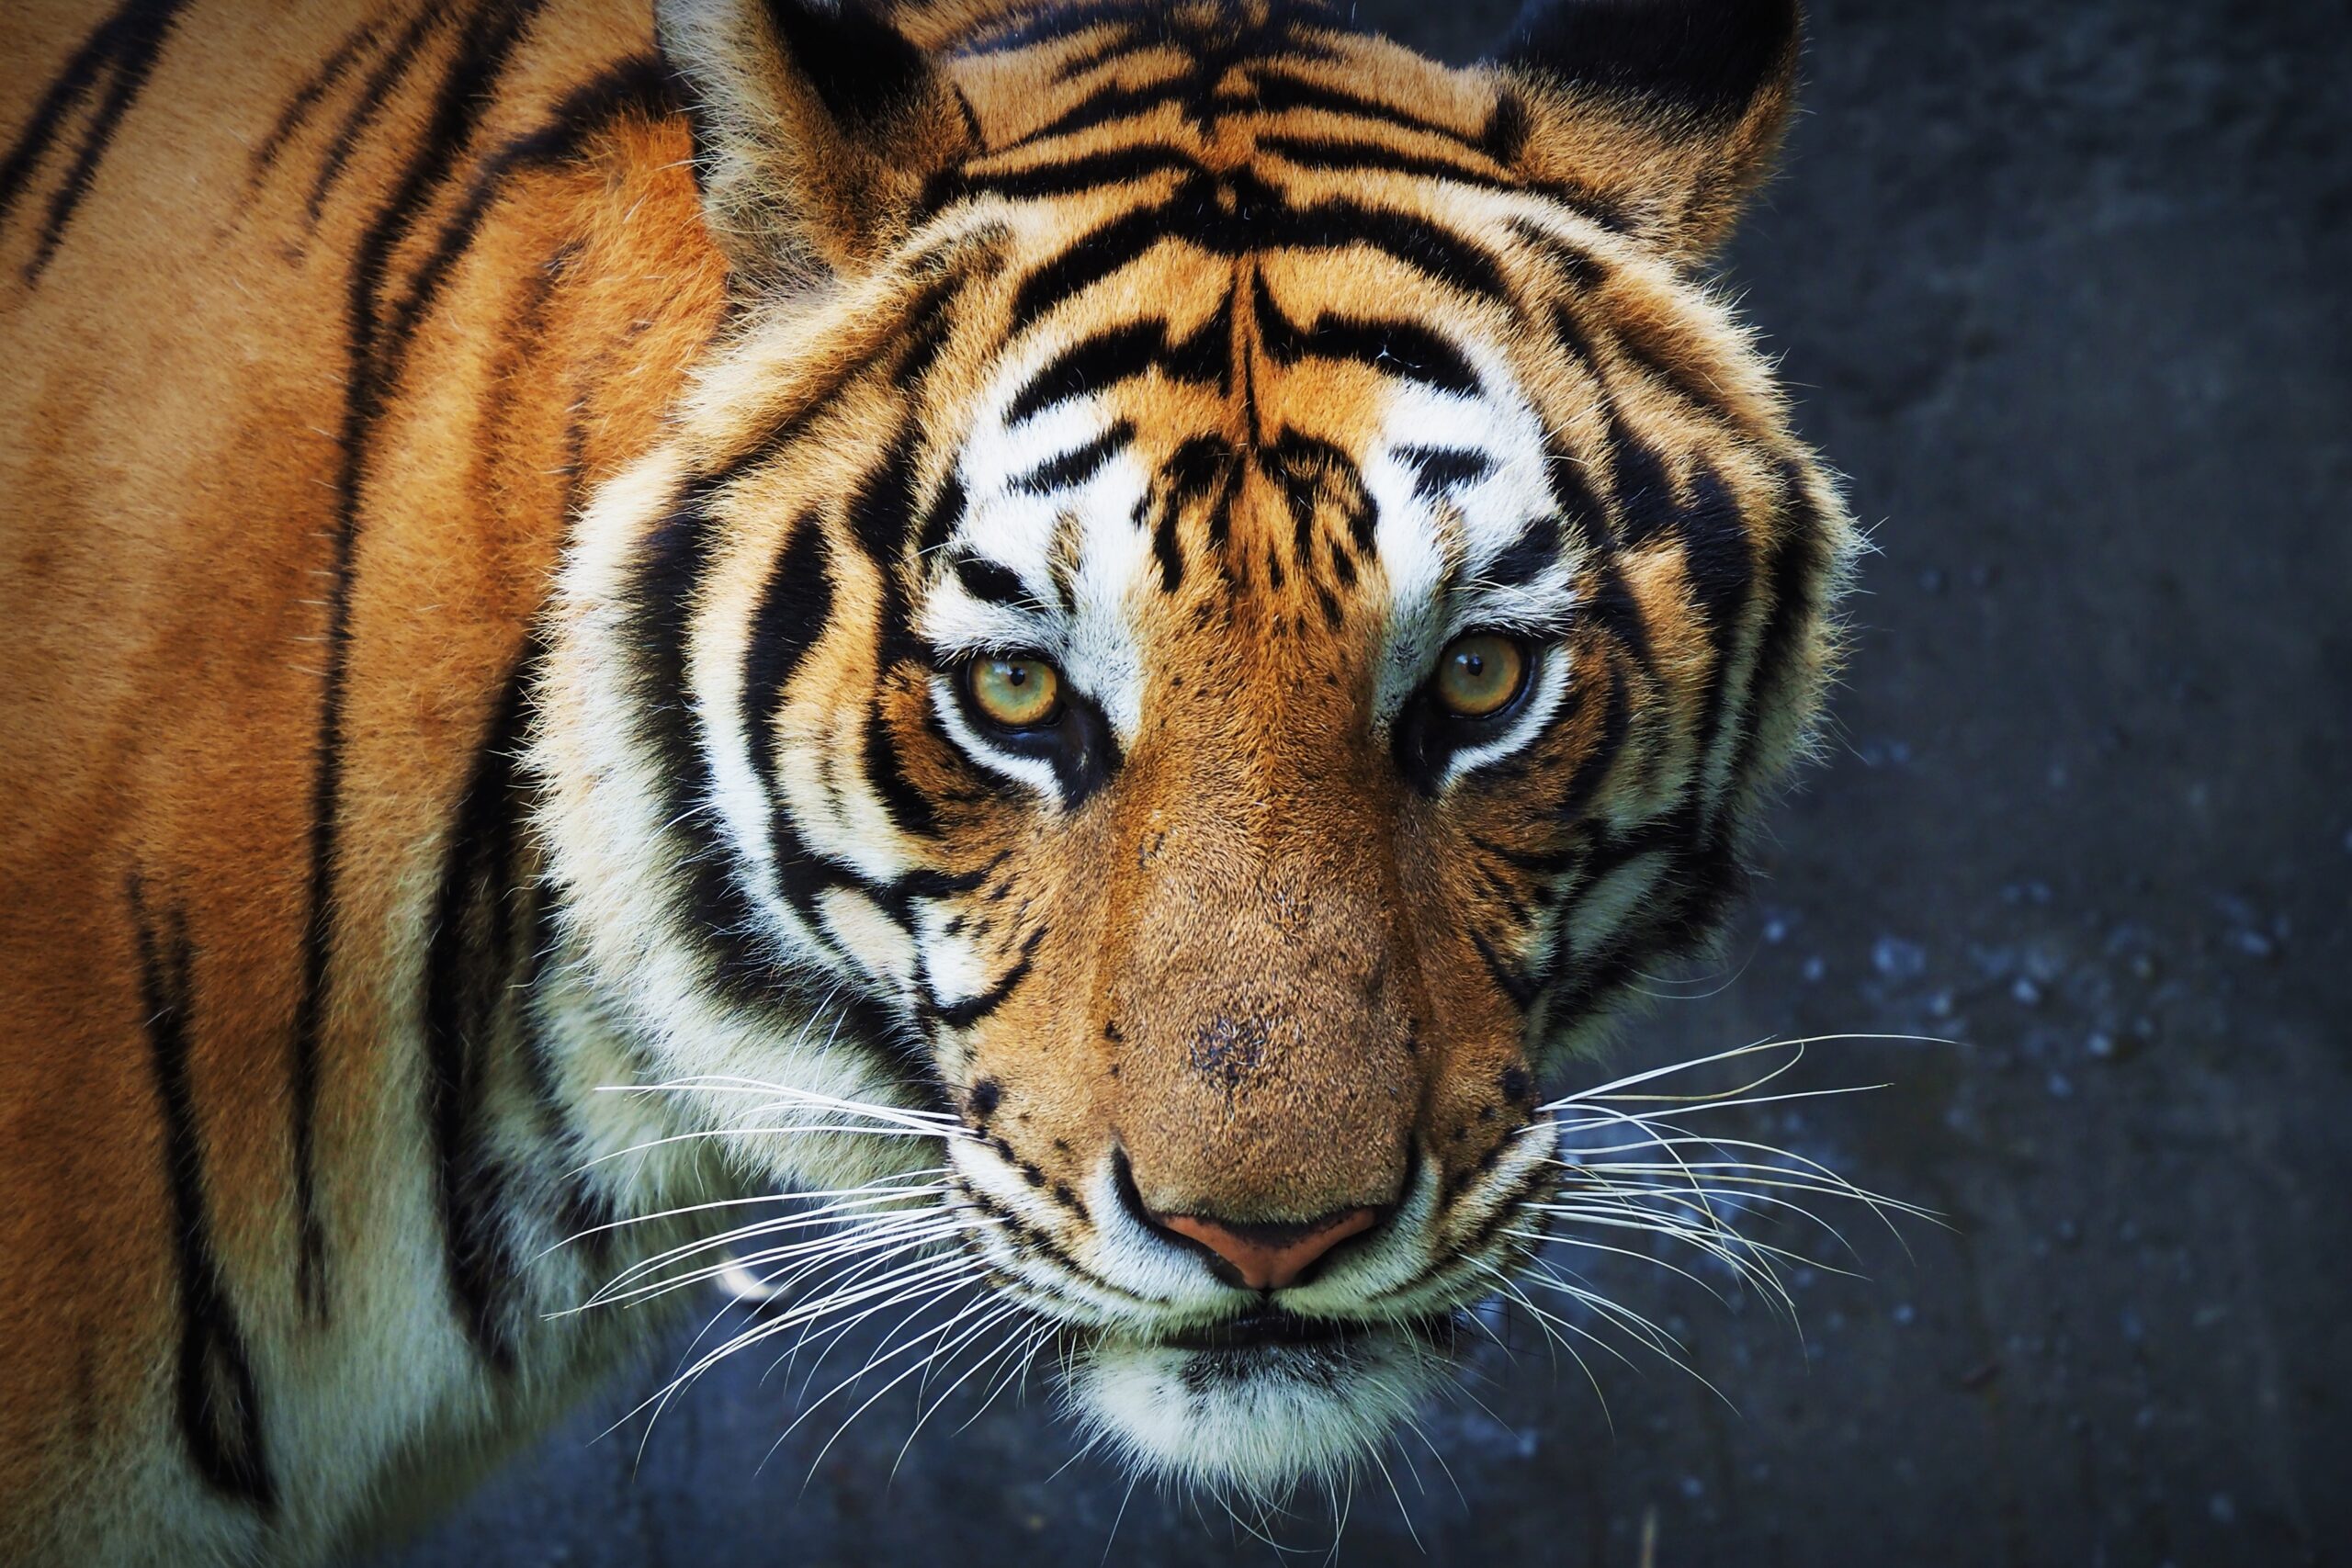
[375,1,2352,1562]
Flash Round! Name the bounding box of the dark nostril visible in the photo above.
[1112,1150,1388,1291]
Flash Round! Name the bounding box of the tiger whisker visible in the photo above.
[582,1213,982,1315]
[892,1306,1044,1478]
[573,1184,959,1303]
[623,1251,988,1436]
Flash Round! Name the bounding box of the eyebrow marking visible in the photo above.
[952,556,1031,606]
[1396,444,1494,501]
[1011,418,1135,494]
[1483,515,1565,589]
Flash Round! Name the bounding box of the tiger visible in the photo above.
[0,0,1860,1560]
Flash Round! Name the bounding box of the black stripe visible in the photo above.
[1609,317,1732,417]
[916,470,968,558]
[1006,320,1173,425]
[1673,462,1757,772]
[421,651,537,1371]
[1470,929,1540,1012]
[289,0,551,1320]
[129,880,276,1514]
[1607,423,1680,547]
[632,480,831,985]
[1012,419,1135,494]
[892,273,963,389]
[742,516,833,800]
[1001,73,1185,152]
[1396,445,1493,501]
[1556,663,1630,824]
[1255,133,1514,191]
[1154,434,1238,591]
[947,141,1202,205]
[1724,467,1826,789]
[1486,515,1565,590]
[1245,72,1487,151]
[933,925,1046,1031]
[1540,423,1611,549]
[1262,195,1515,308]
[1470,831,1581,878]
[0,0,192,282]
[1582,558,1653,674]
[1006,194,1183,333]
[511,894,618,1266]
[305,0,450,227]
[952,556,1031,607]
[1251,272,1480,396]
[245,14,388,189]
[380,58,678,386]
[865,682,943,840]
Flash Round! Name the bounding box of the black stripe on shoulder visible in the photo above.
[421,649,541,1372]
[288,0,576,1323]
[245,15,387,189]
[305,0,452,227]
[0,0,193,282]
[380,55,680,374]
[128,879,275,1515]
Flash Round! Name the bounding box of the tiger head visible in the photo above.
[534,0,1856,1497]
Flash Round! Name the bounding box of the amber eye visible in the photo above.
[967,655,1064,729]
[1434,633,1528,718]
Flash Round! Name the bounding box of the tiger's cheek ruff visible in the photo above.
[530,444,942,1195]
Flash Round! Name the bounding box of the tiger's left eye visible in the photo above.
[1434,634,1528,718]
[967,655,1064,729]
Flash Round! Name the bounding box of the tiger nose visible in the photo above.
[1152,1206,1385,1292]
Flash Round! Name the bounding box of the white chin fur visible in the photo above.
[1064,1326,1450,1498]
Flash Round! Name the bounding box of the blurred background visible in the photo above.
[377,1,2351,1562]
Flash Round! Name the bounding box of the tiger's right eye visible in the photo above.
[967,656,1063,730]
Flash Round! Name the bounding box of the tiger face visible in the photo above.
[537,0,1854,1496]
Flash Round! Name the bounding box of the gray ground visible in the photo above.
[377,1,2352,1562]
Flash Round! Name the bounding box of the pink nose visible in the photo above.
[1155,1207,1385,1292]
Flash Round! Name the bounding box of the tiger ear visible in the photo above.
[1492,0,1801,262]
[657,0,974,281]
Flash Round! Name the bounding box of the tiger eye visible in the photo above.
[1434,634,1527,718]
[967,656,1063,729]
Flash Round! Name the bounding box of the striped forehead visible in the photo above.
[921,274,1571,740]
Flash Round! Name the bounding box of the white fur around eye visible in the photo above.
[927,672,1065,801]
[1364,337,1583,734]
